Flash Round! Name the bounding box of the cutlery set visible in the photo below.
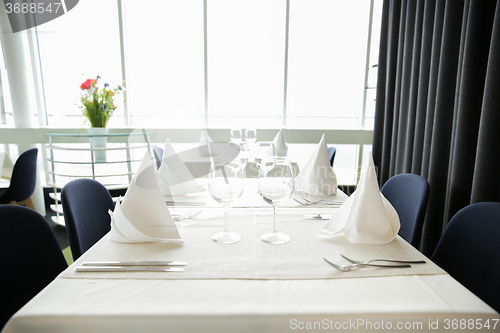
[75,261,187,273]
[323,254,426,272]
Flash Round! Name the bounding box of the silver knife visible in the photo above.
[75,266,184,272]
[82,261,187,266]
[165,201,205,206]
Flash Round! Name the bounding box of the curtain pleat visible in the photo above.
[472,1,500,202]
[373,0,500,256]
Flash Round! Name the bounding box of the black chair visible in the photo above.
[431,202,500,313]
[61,178,115,260]
[327,147,336,167]
[153,146,164,169]
[381,173,430,247]
[0,205,67,329]
[0,148,38,209]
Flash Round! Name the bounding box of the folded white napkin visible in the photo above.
[294,134,337,196]
[109,152,183,244]
[320,153,400,244]
[156,138,205,196]
[273,128,288,156]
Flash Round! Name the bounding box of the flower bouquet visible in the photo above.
[79,75,122,128]
[79,75,122,161]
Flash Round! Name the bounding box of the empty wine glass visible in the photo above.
[238,141,250,169]
[258,156,294,244]
[208,159,245,244]
[245,128,257,146]
[230,128,243,145]
[255,142,276,171]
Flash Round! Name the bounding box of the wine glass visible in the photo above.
[208,159,245,244]
[230,128,243,145]
[238,141,250,169]
[245,128,257,146]
[258,156,294,244]
[255,142,276,170]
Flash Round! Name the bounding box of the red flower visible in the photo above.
[80,79,97,90]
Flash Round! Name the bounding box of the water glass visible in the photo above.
[230,128,243,145]
[258,156,294,244]
[208,160,245,244]
[245,128,257,146]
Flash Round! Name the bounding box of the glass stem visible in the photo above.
[224,204,229,233]
[272,204,277,233]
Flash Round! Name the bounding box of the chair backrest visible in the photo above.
[327,147,336,167]
[61,178,115,260]
[0,205,67,329]
[153,146,163,169]
[0,148,38,203]
[431,202,500,313]
[381,173,430,247]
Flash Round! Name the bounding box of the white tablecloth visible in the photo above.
[3,189,499,333]
[63,210,444,280]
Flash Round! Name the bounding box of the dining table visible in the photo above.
[2,179,499,333]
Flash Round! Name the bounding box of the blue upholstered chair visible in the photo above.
[0,205,67,329]
[61,178,115,260]
[0,148,38,209]
[327,147,336,167]
[153,146,163,169]
[431,202,500,313]
[381,173,430,247]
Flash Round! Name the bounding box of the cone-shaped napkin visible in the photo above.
[109,152,183,243]
[156,138,205,196]
[294,134,337,196]
[320,153,400,244]
[273,128,288,156]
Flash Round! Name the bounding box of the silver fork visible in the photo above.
[293,198,342,206]
[340,253,426,265]
[300,197,343,205]
[171,210,202,221]
[323,257,411,272]
[293,197,343,206]
[293,198,316,206]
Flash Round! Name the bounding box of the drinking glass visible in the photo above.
[238,141,250,168]
[258,156,294,244]
[255,142,276,171]
[230,128,243,145]
[245,128,257,146]
[208,159,245,244]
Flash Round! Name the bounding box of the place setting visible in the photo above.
[58,141,447,281]
[68,137,439,279]
[316,153,442,275]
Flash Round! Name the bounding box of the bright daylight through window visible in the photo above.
[0,0,382,130]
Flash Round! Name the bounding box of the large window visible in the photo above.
[287,0,371,129]
[123,0,205,128]
[1,0,382,129]
[36,0,123,127]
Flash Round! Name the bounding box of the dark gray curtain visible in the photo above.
[373,0,500,256]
